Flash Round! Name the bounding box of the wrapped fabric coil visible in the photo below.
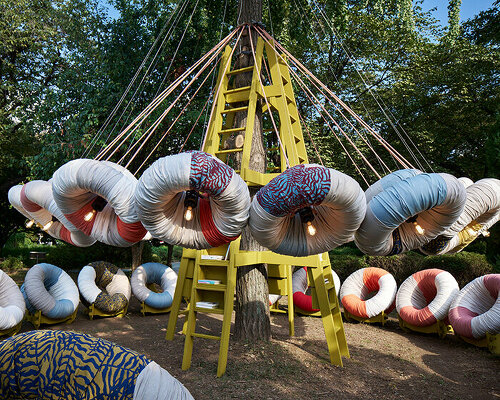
[21,263,79,319]
[396,269,459,327]
[421,178,500,255]
[448,274,500,339]
[355,172,467,256]
[131,262,177,309]
[339,267,397,319]
[78,261,131,314]
[135,151,250,249]
[292,267,341,313]
[0,270,25,330]
[0,330,194,400]
[52,159,147,247]
[364,168,422,203]
[249,164,366,257]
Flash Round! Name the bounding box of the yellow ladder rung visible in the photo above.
[224,85,251,95]
[221,106,248,114]
[195,306,225,314]
[196,283,227,291]
[226,66,254,76]
[191,332,221,340]
[218,126,246,135]
[215,148,243,156]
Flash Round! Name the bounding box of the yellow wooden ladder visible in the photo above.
[166,35,349,376]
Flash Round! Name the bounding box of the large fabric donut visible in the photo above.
[0,270,25,330]
[421,178,500,255]
[131,262,177,309]
[292,267,341,313]
[21,263,79,319]
[8,185,34,220]
[52,159,147,247]
[78,261,131,314]
[135,151,250,249]
[448,274,500,339]
[249,164,366,257]
[396,269,459,326]
[0,330,194,400]
[18,180,96,247]
[339,267,397,318]
[355,173,467,256]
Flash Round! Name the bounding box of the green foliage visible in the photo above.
[0,256,25,271]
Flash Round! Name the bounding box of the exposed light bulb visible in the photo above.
[482,230,490,237]
[42,221,53,231]
[307,221,316,236]
[413,221,425,235]
[26,219,35,228]
[84,209,96,222]
[184,206,193,221]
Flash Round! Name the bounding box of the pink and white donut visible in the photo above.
[397,269,459,326]
[448,274,500,339]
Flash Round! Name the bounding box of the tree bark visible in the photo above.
[131,241,144,271]
[233,0,271,342]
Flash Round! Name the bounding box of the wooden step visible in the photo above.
[226,66,254,76]
[195,283,228,292]
[191,332,221,340]
[221,106,248,114]
[215,148,243,156]
[218,126,246,135]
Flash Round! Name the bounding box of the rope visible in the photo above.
[297,109,323,166]
[179,91,213,153]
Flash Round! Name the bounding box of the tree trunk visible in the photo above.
[131,241,144,271]
[233,0,271,342]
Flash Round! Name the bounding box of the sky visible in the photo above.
[99,0,497,24]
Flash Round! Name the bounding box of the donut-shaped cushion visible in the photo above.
[0,270,25,330]
[21,263,79,319]
[421,178,500,255]
[135,151,250,249]
[292,267,341,313]
[448,274,500,339]
[52,159,147,247]
[78,261,131,314]
[339,267,397,318]
[249,164,366,257]
[0,330,194,400]
[17,180,96,247]
[396,269,459,326]
[355,173,466,256]
[131,262,177,309]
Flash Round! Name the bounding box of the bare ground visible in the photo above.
[13,295,500,400]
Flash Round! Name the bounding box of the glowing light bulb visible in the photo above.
[26,219,35,228]
[482,230,490,237]
[84,209,96,222]
[413,221,425,235]
[42,221,53,231]
[184,206,193,221]
[307,221,316,236]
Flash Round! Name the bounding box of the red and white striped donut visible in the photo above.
[397,269,459,326]
[339,267,396,318]
[292,267,341,313]
[448,274,500,339]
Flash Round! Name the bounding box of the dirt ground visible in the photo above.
[12,295,500,400]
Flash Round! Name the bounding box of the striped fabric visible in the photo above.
[396,269,459,326]
[131,263,177,309]
[339,267,397,319]
[0,270,25,330]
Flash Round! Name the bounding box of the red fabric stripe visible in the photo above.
[20,185,42,212]
[399,305,436,326]
[116,218,147,243]
[483,274,500,300]
[449,306,478,338]
[66,201,96,236]
[413,269,440,305]
[342,294,368,318]
[58,226,74,245]
[363,267,387,292]
[293,291,319,313]
[199,199,239,247]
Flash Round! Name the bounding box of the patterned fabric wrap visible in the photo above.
[421,178,500,255]
[339,267,397,318]
[135,151,250,249]
[355,173,467,256]
[17,180,95,247]
[396,269,459,327]
[51,159,147,247]
[22,263,79,319]
[292,267,341,313]
[249,165,366,257]
[0,270,25,330]
[448,274,500,339]
[131,263,177,309]
[78,262,130,314]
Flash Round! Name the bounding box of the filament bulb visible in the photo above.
[26,219,35,228]
[42,221,53,231]
[184,206,193,221]
[307,221,317,236]
[413,221,425,235]
[482,230,490,237]
[84,209,96,222]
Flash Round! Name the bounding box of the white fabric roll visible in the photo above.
[77,265,102,304]
[8,185,34,220]
[0,270,25,330]
[107,269,131,301]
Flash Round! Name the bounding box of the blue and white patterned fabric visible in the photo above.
[355,172,467,256]
[249,164,366,256]
[21,263,79,319]
[131,263,177,309]
[0,330,194,400]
